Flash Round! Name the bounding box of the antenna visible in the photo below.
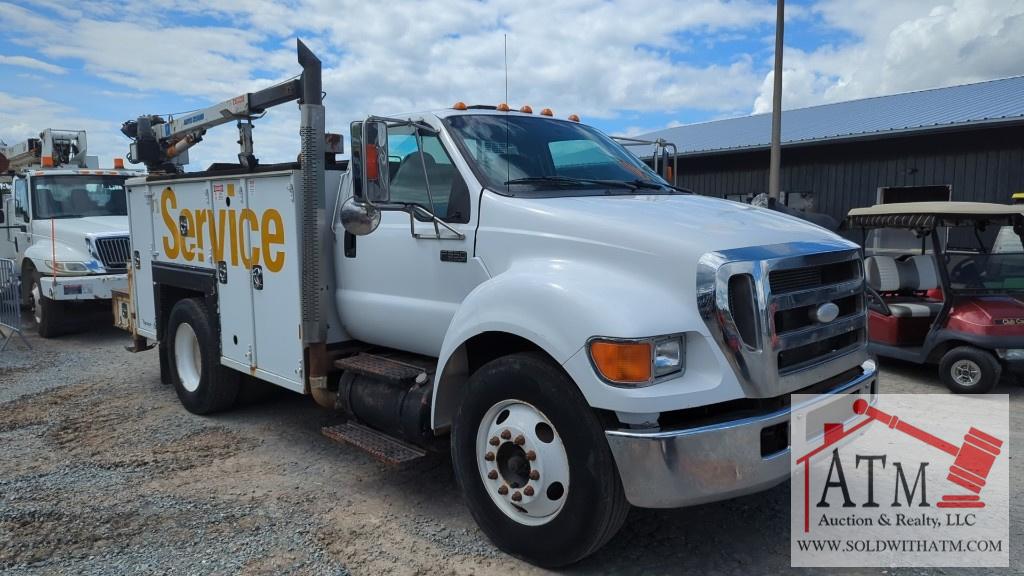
[504,34,509,105]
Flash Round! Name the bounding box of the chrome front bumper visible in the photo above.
[605,360,877,508]
[39,273,128,301]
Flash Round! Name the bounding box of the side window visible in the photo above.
[387,125,469,223]
[14,178,29,221]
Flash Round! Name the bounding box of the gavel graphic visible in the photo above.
[852,399,1003,508]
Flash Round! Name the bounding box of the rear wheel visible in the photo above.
[939,346,1001,394]
[31,273,64,338]
[451,352,629,567]
[166,298,239,414]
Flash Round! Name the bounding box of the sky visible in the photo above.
[2,0,1023,170]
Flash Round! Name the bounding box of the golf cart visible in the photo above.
[845,202,1024,393]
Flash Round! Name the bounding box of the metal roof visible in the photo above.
[637,76,1024,156]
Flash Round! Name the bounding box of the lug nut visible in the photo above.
[529,470,539,481]
[488,470,498,480]
[484,452,495,461]
[524,485,535,497]
[500,429,511,440]
[498,485,509,495]
[489,436,500,446]
[526,450,536,461]
[511,491,522,502]
[514,434,525,446]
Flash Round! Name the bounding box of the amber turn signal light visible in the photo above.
[589,340,652,384]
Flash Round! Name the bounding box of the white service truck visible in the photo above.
[116,41,877,566]
[0,129,138,336]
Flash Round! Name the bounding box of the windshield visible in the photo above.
[30,175,127,219]
[945,225,1024,292]
[443,115,670,195]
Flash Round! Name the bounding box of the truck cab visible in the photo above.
[0,129,139,336]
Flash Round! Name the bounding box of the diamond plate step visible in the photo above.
[334,353,428,384]
[322,422,426,465]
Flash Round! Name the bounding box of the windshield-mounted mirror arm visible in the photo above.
[365,115,438,135]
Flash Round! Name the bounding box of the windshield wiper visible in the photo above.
[627,179,693,194]
[504,176,638,190]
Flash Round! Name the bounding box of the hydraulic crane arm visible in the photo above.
[121,39,335,173]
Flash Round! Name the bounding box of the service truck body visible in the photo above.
[117,40,876,566]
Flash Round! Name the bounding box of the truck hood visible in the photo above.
[478,192,854,267]
[36,216,129,239]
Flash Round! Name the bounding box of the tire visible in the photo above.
[165,298,239,414]
[939,346,1001,394]
[31,273,64,338]
[451,352,629,567]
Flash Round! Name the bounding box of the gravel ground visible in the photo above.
[0,317,1021,575]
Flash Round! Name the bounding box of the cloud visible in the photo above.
[0,54,66,74]
[753,0,1024,113]
[0,92,126,166]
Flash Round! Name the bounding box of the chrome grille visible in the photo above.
[94,236,130,271]
[697,241,869,398]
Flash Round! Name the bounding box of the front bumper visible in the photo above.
[39,273,127,301]
[605,360,877,508]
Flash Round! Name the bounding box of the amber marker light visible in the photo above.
[589,340,652,384]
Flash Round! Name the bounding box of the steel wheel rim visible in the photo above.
[31,282,42,325]
[952,359,982,387]
[475,399,570,526]
[174,323,202,392]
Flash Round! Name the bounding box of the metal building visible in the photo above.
[638,76,1024,225]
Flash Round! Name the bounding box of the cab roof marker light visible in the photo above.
[568,114,580,122]
[519,105,533,114]
[540,108,553,116]
[453,101,468,110]
[497,102,511,112]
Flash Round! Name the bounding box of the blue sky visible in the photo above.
[2,0,1023,169]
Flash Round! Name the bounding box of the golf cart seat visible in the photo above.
[865,255,943,318]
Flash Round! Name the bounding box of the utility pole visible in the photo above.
[768,0,784,200]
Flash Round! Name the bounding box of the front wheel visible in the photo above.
[451,352,629,567]
[166,298,239,414]
[939,346,1001,394]
[31,274,64,338]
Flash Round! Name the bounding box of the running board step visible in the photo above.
[322,421,427,465]
[334,353,428,385]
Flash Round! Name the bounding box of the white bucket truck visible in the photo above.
[116,41,876,566]
[0,129,138,336]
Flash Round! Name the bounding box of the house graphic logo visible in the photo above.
[790,393,1009,568]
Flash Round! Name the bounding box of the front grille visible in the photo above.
[769,259,860,293]
[698,244,868,398]
[94,236,130,270]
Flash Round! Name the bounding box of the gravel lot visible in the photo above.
[1,317,1021,575]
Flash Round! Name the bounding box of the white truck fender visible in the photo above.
[430,257,709,431]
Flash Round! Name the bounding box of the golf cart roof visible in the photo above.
[846,202,1024,229]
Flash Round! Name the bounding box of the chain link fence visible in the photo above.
[0,258,30,351]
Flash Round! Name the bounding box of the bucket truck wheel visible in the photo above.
[31,273,64,338]
[939,346,1000,394]
[451,352,629,567]
[166,298,239,414]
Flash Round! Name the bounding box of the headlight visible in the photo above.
[44,260,89,273]
[589,334,685,385]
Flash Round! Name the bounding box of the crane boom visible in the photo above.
[121,39,339,174]
[0,129,91,173]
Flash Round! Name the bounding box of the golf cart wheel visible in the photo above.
[939,346,1001,394]
[166,298,239,414]
[31,273,65,338]
[451,352,629,567]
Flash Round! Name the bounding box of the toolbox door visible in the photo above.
[212,179,257,372]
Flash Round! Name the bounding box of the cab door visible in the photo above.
[337,123,488,357]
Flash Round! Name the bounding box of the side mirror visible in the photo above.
[361,120,390,204]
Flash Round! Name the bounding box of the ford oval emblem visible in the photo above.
[811,302,840,324]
